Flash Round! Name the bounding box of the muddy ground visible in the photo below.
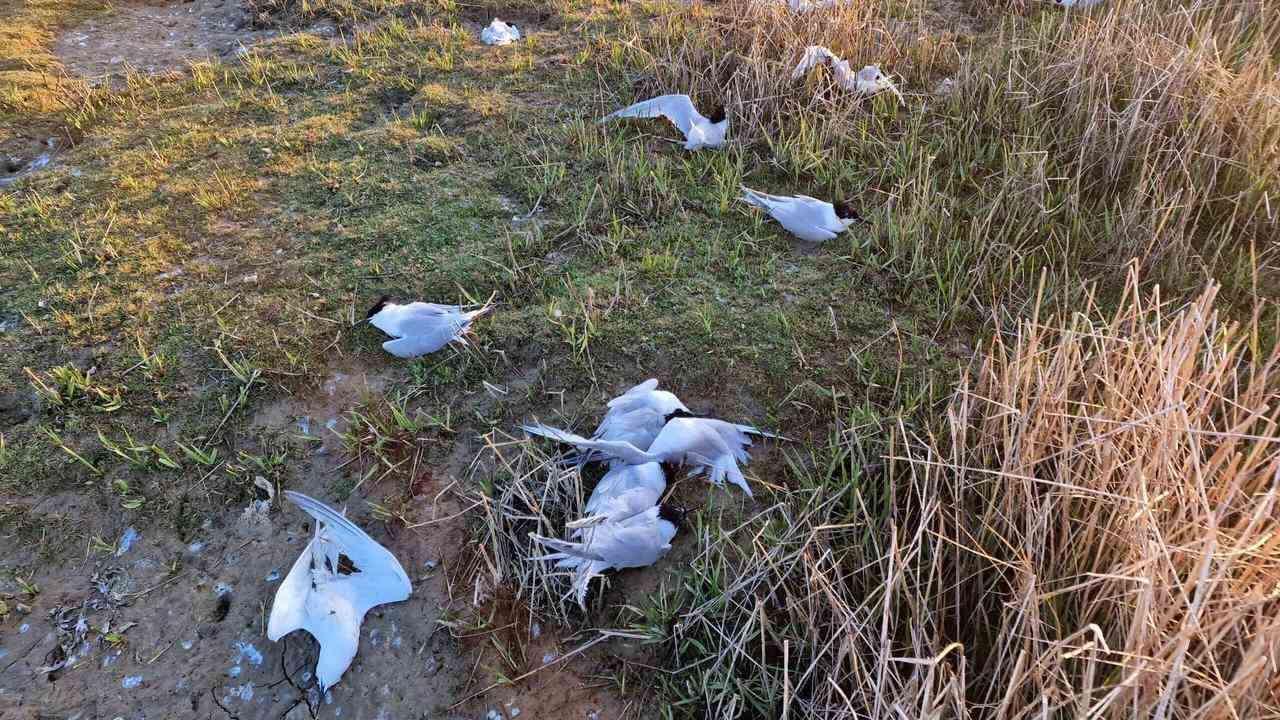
[0,361,636,719]
[52,0,289,82]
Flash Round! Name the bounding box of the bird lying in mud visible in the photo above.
[599,95,728,150]
[531,505,679,609]
[268,492,411,691]
[740,186,866,243]
[523,415,775,497]
[361,296,490,358]
[791,46,904,105]
[480,18,520,45]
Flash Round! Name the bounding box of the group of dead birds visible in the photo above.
[261,0,1088,694]
[265,289,784,694]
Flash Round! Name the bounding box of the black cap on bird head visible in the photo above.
[365,295,393,320]
[833,200,867,224]
[657,504,687,528]
[707,105,728,124]
[664,407,698,424]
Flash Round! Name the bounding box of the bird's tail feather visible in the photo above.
[740,186,788,211]
[529,533,607,562]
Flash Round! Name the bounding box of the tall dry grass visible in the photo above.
[633,269,1279,717]
[937,266,1280,716]
[603,0,1279,319]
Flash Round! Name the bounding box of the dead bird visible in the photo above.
[268,491,411,691]
[791,46,904,105]
[361,295,490,359]
[600,95,728,150]
[740,186,867,243]
[531,505,680,609]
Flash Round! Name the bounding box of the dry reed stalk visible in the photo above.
[939,266,1280,716]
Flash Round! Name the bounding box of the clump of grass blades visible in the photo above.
[467,431,590,626]
[932,266,1280,715]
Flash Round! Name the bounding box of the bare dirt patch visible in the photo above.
[1,360,637,719]
[53,0,279,81]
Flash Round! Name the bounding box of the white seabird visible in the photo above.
[791,46,904,104]
[563,378,690,465]
[740,186,865,243]
[362,295,490,359]
[531,505,678,608]
[267,491,411,691]
[599,95,728,150]
[480,18,521,46]
[566,461,667,535]
[522,416,772,497]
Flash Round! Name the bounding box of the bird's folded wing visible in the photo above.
[792,46,839,79]
[604,95,697,134]
[740,186,793,210]
[381,333,454,358]
[608,378,659,406]
[607,525,670,567]
[368,303,453,337]
[267,540,318,641]
[594,407,664,446]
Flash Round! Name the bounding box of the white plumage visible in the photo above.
[566,462,667,535]
[480,18,520,45]
[600,95,728,150]
[522,416,767,497]
[740,186,863,243]
[792,46,904,104]
[267,491,411,691]
[364,297,489,359]
[531,506,677,608]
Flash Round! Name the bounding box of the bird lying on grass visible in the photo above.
[523,415,776,498]
[740,186,866,243]
[599,95,728,150]
[267,491,411,692]
[361,295,490,359]
[480,18,520,45]
[564,378,691,465]
[792,46,904,105]
[530,505,679,609]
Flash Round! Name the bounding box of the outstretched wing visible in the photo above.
[602,95,701,134]
[267,538,317,641]
[792,46,840,80]
[282,491,411,611]
[521,423,655,465]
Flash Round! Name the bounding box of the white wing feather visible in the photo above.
[602,95,701,134]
